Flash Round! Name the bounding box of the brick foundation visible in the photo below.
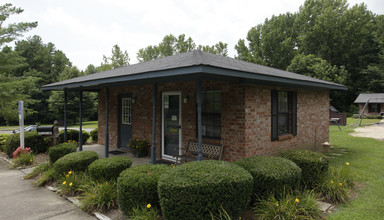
[98,80,329,162]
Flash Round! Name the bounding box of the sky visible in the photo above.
[2,0,383,70]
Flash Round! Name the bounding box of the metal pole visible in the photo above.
[79,89,83,151]
[64,89,68,142]
[151,83,157,164]
[196,79,203,161]
[105,88,109,158]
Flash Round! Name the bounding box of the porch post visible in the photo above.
[151,83,157,164]
[79,89,83,151]
[64,88,68,142]
[105,88,109,158]
[196,79,203,161]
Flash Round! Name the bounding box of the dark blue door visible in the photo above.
[119,95,132,149]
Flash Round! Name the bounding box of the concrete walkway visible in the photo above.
[0,160,95,220]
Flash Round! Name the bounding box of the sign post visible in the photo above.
[18,101,24,149]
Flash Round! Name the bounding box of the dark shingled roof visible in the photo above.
[41,50,347,91]
[354,93,384,103]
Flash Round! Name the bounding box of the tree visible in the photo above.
[101,44,130,70]
[137,34,228,62]
[0,3,37,47]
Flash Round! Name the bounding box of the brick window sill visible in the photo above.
[278,134,293,141]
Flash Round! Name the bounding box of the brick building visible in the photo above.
[42,51,347,162]
[354,93,384,117]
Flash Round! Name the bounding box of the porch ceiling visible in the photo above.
[41,50,348,92]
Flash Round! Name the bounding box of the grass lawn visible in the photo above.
[0,121,98,131]
[346,117,382,126]
[327,125,384,219]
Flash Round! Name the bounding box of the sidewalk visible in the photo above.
[0,159,95,220]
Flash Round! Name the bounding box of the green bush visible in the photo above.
[117,164,171,216]
[5,132,49,157]
[158,161,253,220]
[90,128,98,142]
[279,150,329,188]
[57,129,90,145]
[0,133,10,152]
[235,156,302,199]
[88,157,132,181]
[48,142,78,164]
[79,180,118,212]
[57,171,92,196]
[53,151,99,177]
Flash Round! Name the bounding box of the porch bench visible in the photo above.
[173,140,223,164]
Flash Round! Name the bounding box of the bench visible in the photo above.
[173,140,223,164]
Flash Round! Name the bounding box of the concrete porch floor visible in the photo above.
[81,144,151,166]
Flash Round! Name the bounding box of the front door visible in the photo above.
[162,92,181,160]
[119,95,132,149]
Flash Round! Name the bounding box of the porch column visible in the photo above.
[64,88,68,142]
[151,83,157,164]
[196,79,203,161]
[79,89,83,151]
[105,88,109,158]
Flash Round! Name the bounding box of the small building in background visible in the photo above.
[354,93,384,116]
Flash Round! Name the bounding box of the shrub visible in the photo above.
[79,180,117,212]
[235,156,302,200]
[58,171,92,196]
[117,164,170,216]
[279,150,329,188]
[128,137,149,155]
[5,132,49,157]
[12,152,34,168]
[128,205,159,220]
[53,151,99,177]
[48,142,78,164]
[158,161,253,219]
[315,165,354,203]
[0,133,10,151]
[254,190,321,219]
[90,128,98,142]
[13,146,32,158]
[34,167,56,187]
[88,157,132,181]
[57,129,90,145]
[24,163,51,180]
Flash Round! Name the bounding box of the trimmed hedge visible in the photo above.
[0,133,10,152]
[117,164,170,216]
[57,129,90,145]
[88,157,132,181]
[48,142,78,164]
[90,128,98,143]
[158,161,253,219]
[4,132,49,157]
[235,156,302,199]
[53,151,99,176]
[279,150,329,188]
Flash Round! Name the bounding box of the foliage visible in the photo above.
[158,160,253,220]
[34,166,56,187]
[279,150,329,188]
[254,190,321,220]
[12,151,34,167]
[57,129,90,145]
[90,128,98,142]
[53,151,99,177]
[101,44,130,69]
[128,137,150,155]
[137,33,228,62]
[0,133,10,151]
[57,171,91,196]
[117,164,170,216]
[235,156,302,200]
[88,157,132,181]
[316,165,354,203]
[12,146,32,158]
[79,180,118,212]
[24,162,51,180]
[48,142,77,164]
[5,132,49,157]
[128,205,160,220]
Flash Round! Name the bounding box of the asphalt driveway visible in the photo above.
[0,159,95,220]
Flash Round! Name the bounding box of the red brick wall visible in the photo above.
[358,103,384,116]
[98,81,329,162]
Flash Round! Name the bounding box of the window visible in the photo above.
[271,90,297,140]
[122,98,132,124]
[201,91,221,138]
[368,103,381,113]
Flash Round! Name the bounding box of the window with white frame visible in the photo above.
[122,98,132,124]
